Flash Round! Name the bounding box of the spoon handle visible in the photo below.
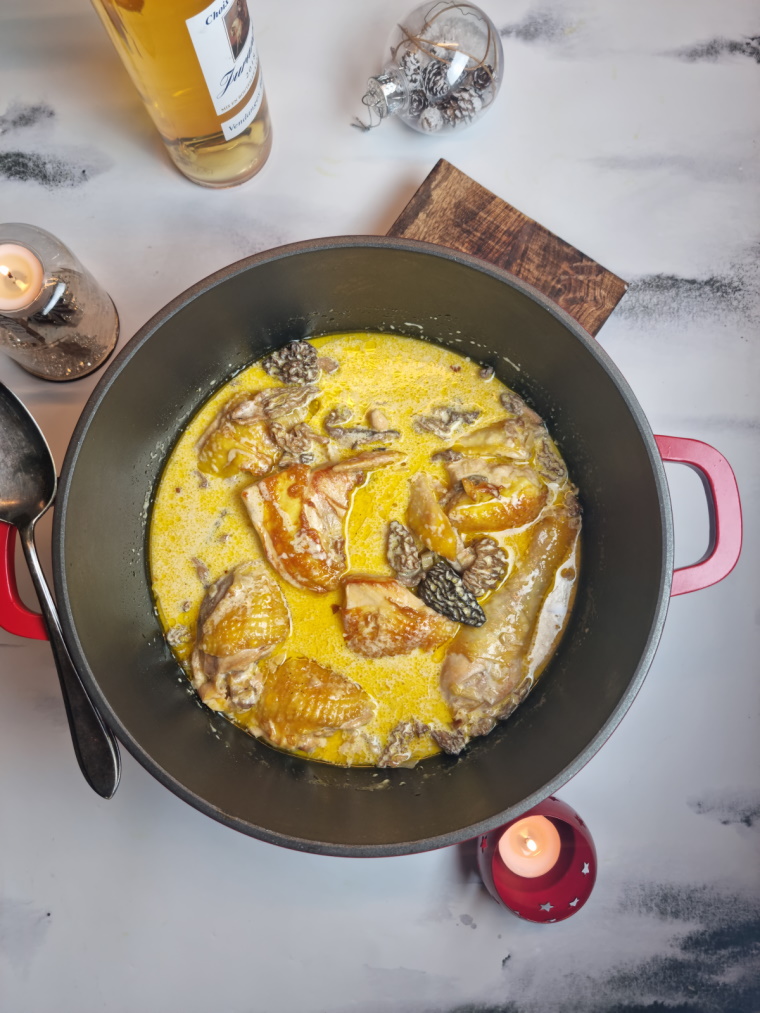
[19,524,121,799]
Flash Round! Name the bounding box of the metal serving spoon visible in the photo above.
[0,382,120,798]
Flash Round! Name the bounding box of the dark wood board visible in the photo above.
[387,159,627,337]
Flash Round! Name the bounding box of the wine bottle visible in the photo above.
[91,0,272,188]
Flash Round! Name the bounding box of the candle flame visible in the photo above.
[0,264,28,291]
[525,837,538,853]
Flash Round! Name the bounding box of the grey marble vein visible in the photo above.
[499,7,575,44]
[0,101,111,188]
[689,791,760,828]
[0,101,55,135]
[671,35,760,64]
[614,273,750,323]
[0,150,100,188]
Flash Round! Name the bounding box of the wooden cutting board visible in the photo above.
[387,159,627,337]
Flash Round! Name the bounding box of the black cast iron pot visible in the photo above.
[33,237,738,856]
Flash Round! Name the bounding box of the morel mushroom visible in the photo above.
[261,340,320,385]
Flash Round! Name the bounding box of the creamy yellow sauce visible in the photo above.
[149,333,578,765]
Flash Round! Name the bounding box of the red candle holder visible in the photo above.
[476,796,597,923]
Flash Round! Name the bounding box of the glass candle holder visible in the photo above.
[476,797,597,923]
[0,224,119,381]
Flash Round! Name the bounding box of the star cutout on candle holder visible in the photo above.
[538,902,553,912]
[581,862,590,875]
[569,897,580,907]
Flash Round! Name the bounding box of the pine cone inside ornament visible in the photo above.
[422,59,450,99]
[419,105,444,133]
[408,88,427,117]
[400,49,423,88]
[470,63,494,95]
[441,86,483,127]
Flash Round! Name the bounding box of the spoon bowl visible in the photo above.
[0,382,120,798]
[0,388,56,526]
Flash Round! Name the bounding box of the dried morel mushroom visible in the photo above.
[386,520,423,587]
[461,537,508,598]
[268,420,327,465]
[262,340,319,385]
[431,448,464,464]
[377,718,467,767]
[413,405,481,439]
[228,384,319,422]
[324,405,400,448]
[418,560,486,627]
[378,719,430,768]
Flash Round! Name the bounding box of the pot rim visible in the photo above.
[52,235,673,857]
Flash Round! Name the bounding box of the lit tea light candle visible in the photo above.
[0,243,44,313]
[498,814,562,878]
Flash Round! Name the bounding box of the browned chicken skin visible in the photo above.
[196,385,320,478]
[190,561,291,711]
[444,457,548,532]
[341,576,458,658]
[241,450,404,592]
[254,657,375,753]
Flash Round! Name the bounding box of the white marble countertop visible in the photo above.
[1,1,758,1010]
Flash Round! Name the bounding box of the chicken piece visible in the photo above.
[453,418,534,463]
[241,450,404,593]
[198,412,280,479]
[453,395,568,485]
[441,499,580,737]
[341,576,458,658]
[407,472,458,560]
[444,461,548,532]
[190,561,292,712]
[197,385,319,478]
[254,657,375,753]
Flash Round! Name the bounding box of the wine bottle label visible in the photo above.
[186,0,259,117]
[220,72,264,140]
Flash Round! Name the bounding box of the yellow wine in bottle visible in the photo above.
[91,0,272,187]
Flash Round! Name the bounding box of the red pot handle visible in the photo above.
[655,435,742,596]
[0,436,742,639]
[0,523,47,640]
